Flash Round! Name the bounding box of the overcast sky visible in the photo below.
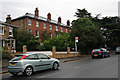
[0,0,120,24]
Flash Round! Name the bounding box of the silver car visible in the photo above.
[8,52,60,76]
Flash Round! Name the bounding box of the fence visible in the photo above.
[11,46,80,59]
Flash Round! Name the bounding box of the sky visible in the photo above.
[0,0,120,24]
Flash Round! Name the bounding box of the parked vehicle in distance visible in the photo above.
[116,47,120,54]
[91,48,110,59]
[8,52,60,76]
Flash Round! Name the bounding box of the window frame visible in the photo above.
[9,27,13,37]
[25,54,39,60]
[49,25,52,30]
[56,26,58,31]
[61,27,63,32]
[36,21,39,27]
[37,53,49,59]
[43,23,46,29]
[0,25,4,35]
[11,39,15,48]
[50,33,52,38]
[28,19,32,26]
[28,29,32,32]
[36,30,39,37]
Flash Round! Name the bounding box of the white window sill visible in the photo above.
[36,36,39,37]
[36,26,39,27]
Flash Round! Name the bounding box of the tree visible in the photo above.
[71,17,105,54]
[41,33,74,51]
[13,29,40,51]
[40,30,50,41]
[75,8,92,19]
[100,17,120,49]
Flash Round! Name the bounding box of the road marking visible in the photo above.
[0,72,9,75]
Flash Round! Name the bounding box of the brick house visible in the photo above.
[11,8,71,42]
[0,15,17,53]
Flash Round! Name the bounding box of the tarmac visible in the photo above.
[1,55,91,74]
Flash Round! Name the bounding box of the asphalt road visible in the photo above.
[1,54,119,80]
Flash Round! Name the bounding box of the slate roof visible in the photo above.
[12,13,71,28]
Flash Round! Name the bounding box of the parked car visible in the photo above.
[8,52,60,76]
[91,48,110,59]
[116,47,120,54]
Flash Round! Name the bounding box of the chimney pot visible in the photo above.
[67,20,70,26]
[58,17,61,23]
[6,15,11,24]
[47,13,51,20]
[35,7,39,16]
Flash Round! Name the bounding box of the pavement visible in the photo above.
[1,55,91,74]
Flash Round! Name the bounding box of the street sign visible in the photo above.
[75,37,78,42]
[76,40,78,42]
[75,37,78,40]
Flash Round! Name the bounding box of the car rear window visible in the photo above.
[12,55,23,61]
[93,49,100,52]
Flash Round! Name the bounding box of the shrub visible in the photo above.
[2,52,13,60]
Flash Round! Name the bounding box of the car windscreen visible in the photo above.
[12,55,23,61]
[93,49,100,52]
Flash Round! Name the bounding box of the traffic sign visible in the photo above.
[75,37,78,42]
[75,37,78,40]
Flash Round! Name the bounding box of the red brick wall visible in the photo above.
[12,18,27,29]
[12,17,71,42]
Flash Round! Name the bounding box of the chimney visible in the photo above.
[47,13,51,20]
[67,20,70,26]
[6,15,11,24]
[35,7,39,16]
[58,17,61,23]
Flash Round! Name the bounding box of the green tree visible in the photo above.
[13,29,40,51]
[40,30,50,41]
[100,17,120,49]
[42,33,74,51]
[75,8,92,19]
[71,17,105,54]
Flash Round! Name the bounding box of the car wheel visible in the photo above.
[53,62,59,70]
[24,66,33,76]
[11,72,18,76]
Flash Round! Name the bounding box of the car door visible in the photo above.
[25,54,40,72]
[37,53,52,70]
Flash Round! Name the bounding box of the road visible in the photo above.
[1,54,119,80]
